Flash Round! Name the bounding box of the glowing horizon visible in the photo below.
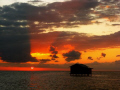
[0,66,69,71]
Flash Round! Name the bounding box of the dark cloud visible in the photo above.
[96,53,106,60]
[63,50,81,62]
[0,34,38,63]
[39,59,51,64]
[0,1,99,31]
[0,20,27,26]
[88,56,93,60]
[0,1,117,32]
[0,3,43,63]
[101,53,106,57]
[0,0,119,33]
[1,3,38,20]
[52,54,59,58]
[116,55,120,57]
[49,46,59,60]
[50,46,58,54]
[47,0,99,24]
[1,3,62,23]
[0,5,38,63]
[92,0,120,23]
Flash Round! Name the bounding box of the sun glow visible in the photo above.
[31,67,34,70]
[0,67,69,71]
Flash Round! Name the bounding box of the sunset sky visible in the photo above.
[0,0,120,71]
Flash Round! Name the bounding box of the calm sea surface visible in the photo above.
[0,71,120,90]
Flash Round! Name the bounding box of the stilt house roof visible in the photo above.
[70,63,92,69]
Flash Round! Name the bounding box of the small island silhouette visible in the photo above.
[70,63,93,76]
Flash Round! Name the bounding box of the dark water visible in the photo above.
[0,71,120,90]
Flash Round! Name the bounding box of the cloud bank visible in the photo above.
[0,0,120,63]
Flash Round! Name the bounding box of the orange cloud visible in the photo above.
[30,32,60,53]
[30,31,120,56]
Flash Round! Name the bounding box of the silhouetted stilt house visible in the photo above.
[70,63,93,76]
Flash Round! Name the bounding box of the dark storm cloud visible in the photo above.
[39,59,51,64]
[0,1,99,30]
[0,34,38,63]
[0,6,2,14]
[0,27,28,32]
[0,20,27,26]
[101,53,106,57]
[1,3,62,22]
[0,4,39,63]
[47,0,99,24]
[1,3,38,20]
[88,56,93,60]
[1,0,119,31]
[63,50,81,62]
[49,46,59,60]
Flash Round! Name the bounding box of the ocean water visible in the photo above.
[0,71,120,90]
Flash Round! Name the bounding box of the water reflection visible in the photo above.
[0,71,120,90]
[29,72,41,90]
[28,71,120,90]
